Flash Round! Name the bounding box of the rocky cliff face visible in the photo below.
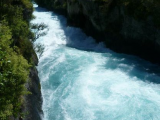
[35,0,160,64]
[23,68,43,120]
[23,53,43,120]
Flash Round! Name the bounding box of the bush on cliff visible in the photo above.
[0,0,36,119]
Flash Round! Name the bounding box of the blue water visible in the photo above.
[32,4,160,120]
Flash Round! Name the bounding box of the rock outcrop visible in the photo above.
[23,53,43,120]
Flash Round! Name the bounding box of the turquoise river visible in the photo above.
[32,4,160,120]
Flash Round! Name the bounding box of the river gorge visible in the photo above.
[32,4,160,120]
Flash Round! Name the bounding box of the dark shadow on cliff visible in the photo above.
[35,5,160,85]
[34,6,48,12]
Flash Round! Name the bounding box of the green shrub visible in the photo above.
[0,0,35,119]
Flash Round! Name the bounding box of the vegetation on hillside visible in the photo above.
[118,0,160,27]
[0,0,36,119]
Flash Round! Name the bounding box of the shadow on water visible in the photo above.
[35,5,160,84]
[102,53,160,84]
